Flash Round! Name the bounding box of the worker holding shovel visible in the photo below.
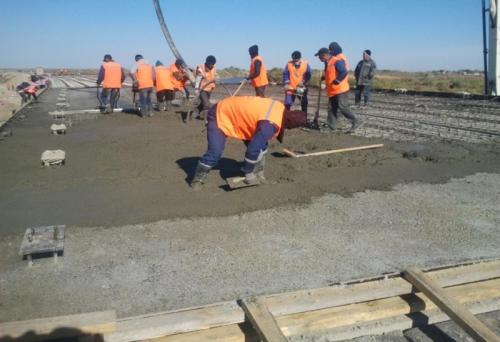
[190,96,306,190]
[283,50,311,113]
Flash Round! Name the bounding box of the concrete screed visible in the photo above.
[0,84,500,340]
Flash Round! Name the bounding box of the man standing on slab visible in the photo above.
[354,49,377,106]
[315,42,361,133]
[247,45,269,97]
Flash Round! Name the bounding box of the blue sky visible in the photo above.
[0,0,485,71]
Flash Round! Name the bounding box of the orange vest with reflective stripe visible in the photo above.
[135,61,154,89]
[250,56,268,88]
[287,60,308,89]
[325,53,350,97]
[197,64,216,92]
[155,65,173,91]
[216,96,283,140]
[102,61,122,89]
[169,64,186,90]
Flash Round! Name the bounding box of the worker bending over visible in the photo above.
[190,96,305,190]
[96,54,125,114]
[131,54,155,118]
[315,42,361,133]
[283,50,311,113]
[154,60,174,111]
[169,59,190,99]
[247,45,268,97]
[194,55,217,120]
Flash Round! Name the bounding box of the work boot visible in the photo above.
[349,119,363,133]
[190,162,211,191]
[244,172,260,186]
[254,156,267,184]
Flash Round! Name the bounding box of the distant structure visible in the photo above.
[487,0,499,95]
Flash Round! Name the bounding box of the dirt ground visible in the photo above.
[0,86,499,234]
[0,84,499,340]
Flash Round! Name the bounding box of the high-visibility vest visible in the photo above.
[155,65,173,91]
[216,96,283,140]
[325,53,350,97]
[135,61,154,89]
[169,63,186,90]
[25,85,37,94]
[102,61,122,89]
[287,60,308,90]
[250,55,268,88]
[197,64,216,92]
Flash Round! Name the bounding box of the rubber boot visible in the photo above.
[190,162,211,191]
[254,155,267,184]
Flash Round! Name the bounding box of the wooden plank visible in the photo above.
[226,177,259,190]
[277,277,500,337]
[105,301,243,342]
[105,260,500,341]
[266,259,500,316]
[404,267,500,342]
[0,311,116,341]
[153,283,500,342]
[311,298,500,342]
[148,322,259,342]
[239,297,286,342]
[282,144,384,158]
[48,108,124,115]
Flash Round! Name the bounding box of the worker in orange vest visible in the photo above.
[315,42,361,133]
[283,50,311,113]
[169,59,190,99]
[190,96,306,190]
[247,45,268,97]
[96,54,125,114]
[194,55,217,120]
[131,54,155,117]
[154,60,174,111]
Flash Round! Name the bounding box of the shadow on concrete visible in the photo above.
[0,327,104,342]
[176,157,243,185]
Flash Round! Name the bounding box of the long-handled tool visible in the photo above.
[312,71,323,128]
[96,85,103,110]
[231,79,247,97]
[282,144,384,158]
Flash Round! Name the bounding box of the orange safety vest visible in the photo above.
[169,63,187,90]
[25,85,37,94]
[102,61,122,89]
[287,60,308,90]
[155,65,173,91]
[325,53,350,97]
[250,55,268,88]
[197,64,216,92]
[135,61,154,89]
[216,96,284,140]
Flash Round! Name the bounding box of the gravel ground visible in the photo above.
[1,172,499,324]
[1,81,499,341]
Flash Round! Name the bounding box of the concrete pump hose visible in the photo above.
[152,0,195,86]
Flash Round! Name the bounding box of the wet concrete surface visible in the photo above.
[1,87,499,235]
[0,86,499,340]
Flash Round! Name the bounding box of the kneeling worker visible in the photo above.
[190,96,306,190]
